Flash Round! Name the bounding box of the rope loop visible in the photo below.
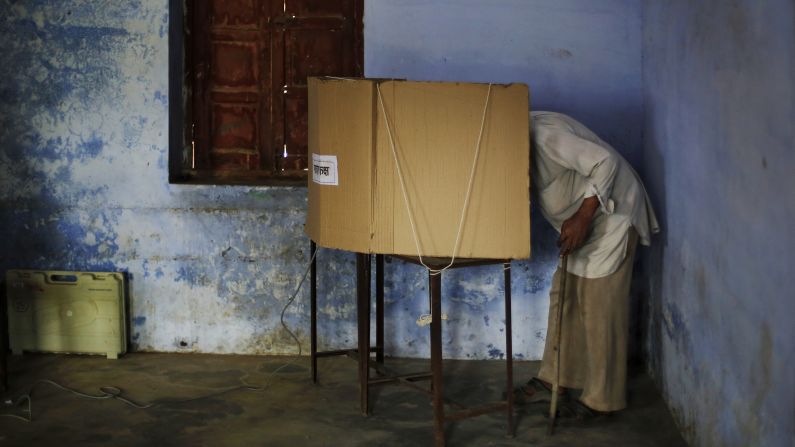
[376,82,493,276]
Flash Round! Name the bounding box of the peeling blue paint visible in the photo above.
[174,265,202,285]
[662,302,688,343]
[153,90,167,106]
[526,273,549,294]
[133,316,147,326]
[487,345,505,360]
[78,135,104,159]
[40,23,129,41]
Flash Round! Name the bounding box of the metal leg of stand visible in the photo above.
[0,287,7,392]
[504,262,514,437]
[357,253,371,415]
[430,271,445,447]
[376,255,385,365]
[310,241,318,384]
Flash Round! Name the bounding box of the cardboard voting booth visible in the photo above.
[306,77,531,260]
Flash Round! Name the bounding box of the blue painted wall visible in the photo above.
[0,0,644,361]
[365,0,644,168]
[642,1,795,445]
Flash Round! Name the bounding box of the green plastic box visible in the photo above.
[5,270,127,359]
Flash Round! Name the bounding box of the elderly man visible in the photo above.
[517,111,659,418]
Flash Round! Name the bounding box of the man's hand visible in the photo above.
[557,196,599,256]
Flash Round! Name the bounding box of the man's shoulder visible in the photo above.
[531,111,579,132]
[531,111,573,122]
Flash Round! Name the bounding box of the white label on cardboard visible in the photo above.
[311,154,339,186]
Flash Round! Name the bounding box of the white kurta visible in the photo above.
[531,111,659,278]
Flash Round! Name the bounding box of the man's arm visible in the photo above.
[558,196,599,256]
[536,125,619,215]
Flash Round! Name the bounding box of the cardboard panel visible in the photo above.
[460,84,530,258]
[373,81,530,259]
[306,77,374,253]
[306,77,530,260]
[371,81,396,253]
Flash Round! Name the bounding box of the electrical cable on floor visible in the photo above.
[0,247,318,423]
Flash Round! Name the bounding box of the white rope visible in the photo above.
[376,82,493,277]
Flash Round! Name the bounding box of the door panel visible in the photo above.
[213,0,259,26]
[212,104,258,150]
[287,28,351,86]
[212,42,260,87]
[276,3,358,174]
[204,0,271,172]
[189,0,362,181]
[282,90,307,171]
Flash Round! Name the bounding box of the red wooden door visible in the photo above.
[188,0,362,184]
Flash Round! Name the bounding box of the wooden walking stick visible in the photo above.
[547,254,568,435]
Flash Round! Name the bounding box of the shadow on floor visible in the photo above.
[0,353,686,446]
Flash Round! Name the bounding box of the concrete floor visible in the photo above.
[0,353,686,446]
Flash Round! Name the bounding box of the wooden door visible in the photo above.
[187,0,362,184]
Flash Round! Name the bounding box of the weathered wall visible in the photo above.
[0,0,643,361]
[0,0,315,355]
[642,1,795,445]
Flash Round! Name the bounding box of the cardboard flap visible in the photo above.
[306,77,375,253]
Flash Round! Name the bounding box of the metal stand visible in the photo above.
[408,257,514,447]
[356,252,371,414]
[310,241,515,446]
[0,287,7,392]
[310,243,390,416]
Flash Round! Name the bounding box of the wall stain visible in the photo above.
[548,48,573,59]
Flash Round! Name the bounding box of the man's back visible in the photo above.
[531,111,659,278]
